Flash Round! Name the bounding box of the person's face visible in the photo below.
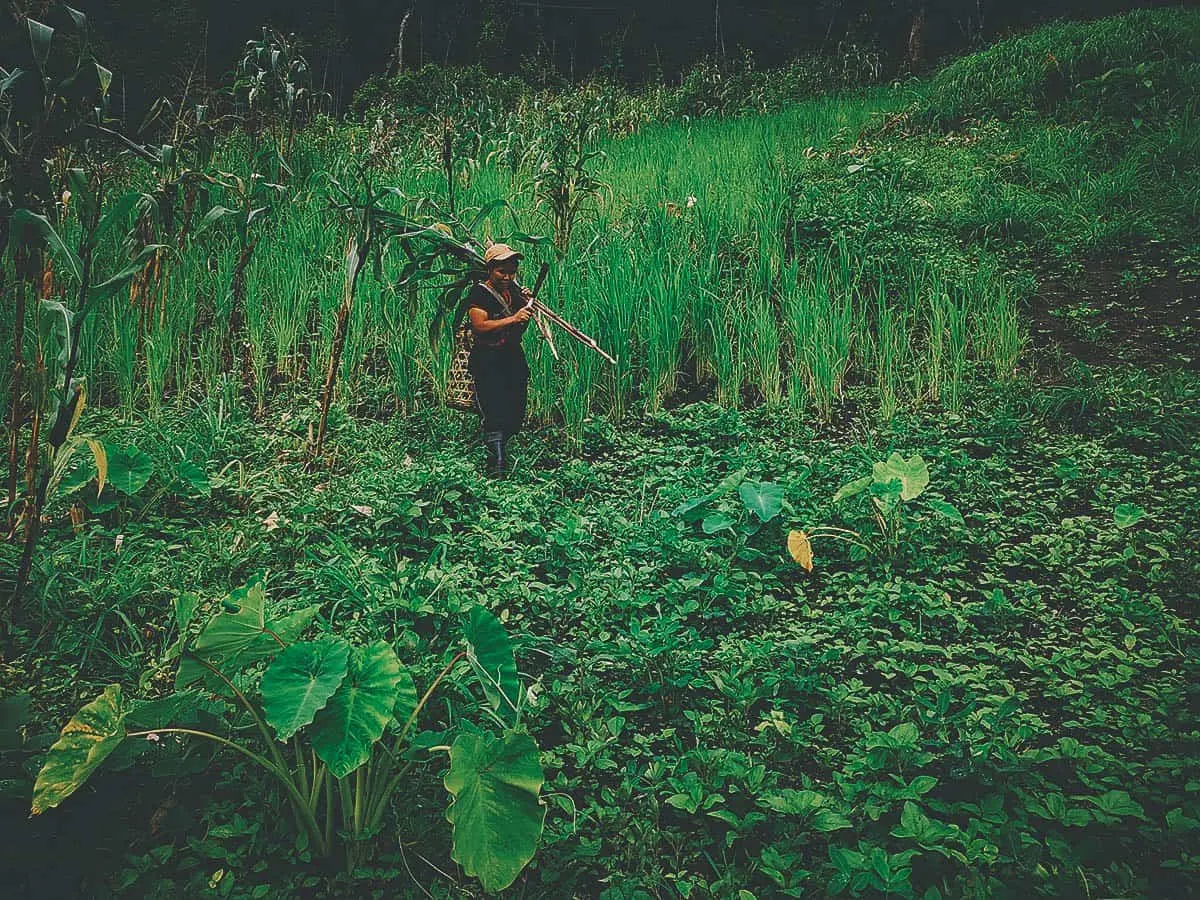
[489,260,518,287]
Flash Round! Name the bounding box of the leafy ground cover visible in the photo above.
[3,353,1198,896]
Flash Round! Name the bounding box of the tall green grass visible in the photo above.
[19,9,1198,435]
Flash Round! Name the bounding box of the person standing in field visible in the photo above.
[466,243,533,478]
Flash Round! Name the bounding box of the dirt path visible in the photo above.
[1028,247,1199,371]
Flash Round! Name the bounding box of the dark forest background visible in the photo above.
[2,0,1196,121]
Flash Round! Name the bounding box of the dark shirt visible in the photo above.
[466,282,529,351]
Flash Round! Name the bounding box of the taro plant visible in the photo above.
[788,453,962,569]
[30,581,546,892]
[673,468,791,560]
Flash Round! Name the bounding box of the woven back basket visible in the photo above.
[445,325,477,412]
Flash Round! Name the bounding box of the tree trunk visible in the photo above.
[906,2,927,73]
[391,7,414,75]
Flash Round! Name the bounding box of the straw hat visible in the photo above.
[483,243,523,266]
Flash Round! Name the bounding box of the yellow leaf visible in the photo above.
[86,438,107,497]
[66,382,86,441]
[787,529,813,572]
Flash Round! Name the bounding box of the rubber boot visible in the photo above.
[483,431,506,479]
[501,432,513,476]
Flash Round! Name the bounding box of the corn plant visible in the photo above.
[198,168,285,398]
[235,28,323,179]
[8,170,162,601]
[531,97,609,257]
[30,581,546,891]
[1,4,114,536]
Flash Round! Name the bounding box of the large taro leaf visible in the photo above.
[104,443,154,496]
[833,475,872,504]
[176,582,271,689]
[445,731,545,893]
[872,453,929,501]
[738,480,785,523]
[310,641,401,777]
[32,685,127,815]
[392,665,419,735]
[261,638,350,741]
[463,606,520,726]
[240,603,321,668]
[671,467,747,520]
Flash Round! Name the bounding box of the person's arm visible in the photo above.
[469,302,532,333]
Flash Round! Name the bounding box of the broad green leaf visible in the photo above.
[738,481,785,523]
[1086,790,1147,820]
[833,475,872,504]
[32,685,126,815]
[57,452,96,495]
[672,468,747,518]
[63,6,88,43]
[174,593,199,633]
[908,776,938,796]
[672,493,715,519]
[763,789,824,815]
[27,19,54,75]
[445,731,545,893]
[702,512,737,534]
[86,489,120,514]
[93,62,112,97]
[12,209,82,284]
[89,245,168,304]
[1166,808,1200,831]
[873,453,930,501]
[1055,457,1080,480]
[94,191,140,247]
[197,205,238,234]
[812,808,853,832]
[926,499,964,524]
[176,459,212,497]
[393,665,419,733]
[310,641,402,777]
[262,604,320,647]
[124,691,206,731]
[38,298,72,373]
[176,582,270,689]
[892,801,959,846]
[104,444,153,495]
[888,722,919,745]
[464,606,520,725]
[261,638,350,741]
[66,169,97,225]
[1113,504,1146,529]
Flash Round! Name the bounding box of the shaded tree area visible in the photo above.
[3,0,1194,121]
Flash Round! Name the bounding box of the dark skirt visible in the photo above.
[469,346,529,435]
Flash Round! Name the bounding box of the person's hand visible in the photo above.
[511,306,533,324]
